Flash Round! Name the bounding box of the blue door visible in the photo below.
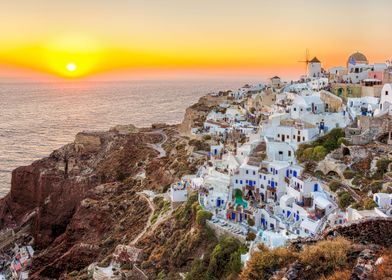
[287,210,291,217]
[231,212,236,220]
[314,183,318,192]
[293,170,297,177]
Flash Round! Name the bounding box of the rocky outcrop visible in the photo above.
[0,126,193,278]
[178,95,228,135]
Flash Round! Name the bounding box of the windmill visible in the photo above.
[298,49,310,75]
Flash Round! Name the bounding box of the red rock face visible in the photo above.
[0,129,162,256]
[0,126,201,278]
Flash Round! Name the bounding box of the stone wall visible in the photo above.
[290,218,392,249]
[206,220,246,243]
[323,217,392,246]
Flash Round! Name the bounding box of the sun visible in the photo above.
[66,62,77,72]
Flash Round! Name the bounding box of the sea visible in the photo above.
[0,79,254,197]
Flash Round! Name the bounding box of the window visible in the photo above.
[386,91,389,96]
[246,180,248,184]
[279,151,283,155]
[235,179,238,184]
[246,170,248,174]
[288,151,292,156]
[294,108,297,111]
[302,137,305,141]
[240,180,243,184]
[253,171,256,175]
[278,134,280,137]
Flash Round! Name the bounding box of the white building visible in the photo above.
[170,183,188,202]
[378,83,392,114]
[308,57,322,78]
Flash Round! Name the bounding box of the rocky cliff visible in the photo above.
[178,94,228,136]
[0,122,209,279]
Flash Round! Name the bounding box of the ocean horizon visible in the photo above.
[0,78,256,197]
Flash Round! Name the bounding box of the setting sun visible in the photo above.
[66,63,77,72]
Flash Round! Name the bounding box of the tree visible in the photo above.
[208,237,241,278]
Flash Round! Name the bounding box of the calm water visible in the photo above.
[0,79,251,196]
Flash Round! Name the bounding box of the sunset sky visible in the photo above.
[0,0,391,80]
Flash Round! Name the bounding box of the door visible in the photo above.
[282,134,285,141]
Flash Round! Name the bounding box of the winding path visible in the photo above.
[146,130,168,158]
[131,192,155,245]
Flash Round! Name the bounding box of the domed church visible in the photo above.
[347,52,369,67]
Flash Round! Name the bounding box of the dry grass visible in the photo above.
[299,237,352,276]
[240,246,297,280]
[320,270,352,280]
[374,249,392,280]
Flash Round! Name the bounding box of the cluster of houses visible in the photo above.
[170,52,392,259]
[0,244,34,280]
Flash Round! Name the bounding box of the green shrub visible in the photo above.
[364,198,378,210]
[329,181,341,192]
[247,218,255,227]
[312,146,327,161]
[337,137,349,146]
[234,189,243,198]
[208,237,241,278]
[343,169,356,180]
[376,158,391,177]
[338,191,353,209]
[196,210,213,227]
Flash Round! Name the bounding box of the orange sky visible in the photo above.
[0,0,391,80]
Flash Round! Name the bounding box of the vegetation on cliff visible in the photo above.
[296,128,345,163]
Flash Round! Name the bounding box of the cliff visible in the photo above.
[0,122,209,279]
[178,94,228,136]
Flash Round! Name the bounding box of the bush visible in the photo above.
[338,191,353,209]
[196,210,213,227]
[337,137,349,146]
[299,238,351,276]
[246,232,256,241]
[208,237,241,278]
[234,189,243,198]
[343,169,356,180]
[247,218,255,227]
[376,158,391,177]
[363,198,378,210]
[312,146,327,161]
[329,181,341,192]
[240,246,296,280]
